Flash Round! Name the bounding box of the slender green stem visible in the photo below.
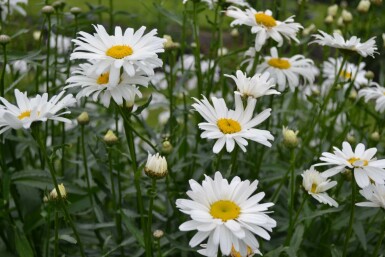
[45,14,52,93]
[286,193,307,244]
[81,126,94,212]
[342,177,357,257]
[192,2,203,97]
[147,179,157,257]
[1,43,6,97]
[54,210,59,257]
[229,147,239,176]
[288,149,296,240]
[109,0,114,33]
[372,215,385,257]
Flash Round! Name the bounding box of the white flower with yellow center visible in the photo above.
[71,25,166,84]
[0,89,75,134]
[225,70,280,99]
[192,94,274,153]
[256,47,317,91]
[65,62,149,107]
[302,167,338,207]
[310,30,378,58]
[358,82,385,113]
[356,184,385,209]
[315,141,385,188]
[226,7,302,51]
[0,0,27,21]
[176,171,276,256]
[321,57,368,94]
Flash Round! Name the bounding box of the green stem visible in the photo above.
[1,43,6,97]
[81,126,94,213]
[372,215,385,257]
[192,2,204,97]
[229,147,239,176]
[288,149,296,240]
[342,177,357,257]
[286,193,307,244]
[109,0,114,33]
[147,179,157,257]
[46,14,52,93]
[54,210,59,257]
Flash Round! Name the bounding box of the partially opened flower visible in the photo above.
[256,47,317,91]
[0,89,75,134]
[226,7,302,51]
[192,94,274,153]
[315,141,385,188]
[356,184,385,209]
[65,62,149,107]
[302,167,338,207]
[225,70,280,99]
[176,171,276,256]
[310,30,378,58]
[71,25,165,84]
[358,82,385,113]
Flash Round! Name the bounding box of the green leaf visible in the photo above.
[133,94,153,115]
[286,224,305,257]
[121,209,145,247]
[353,221,367,250]
[14,225,34,257]
[265,246,289,257]
[59,234,77,244]
[153,3,182,25]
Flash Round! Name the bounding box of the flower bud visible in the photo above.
[337,17,344,27]
[327,4,338,16]
[49,183,67,200]
[282,126,299,149]
[161,140,173,155]
[104,130,118,145]
[303,24,316,36]
[357,0,371,12]
[230,28,239,37]
[41,5,55,15]
[190,42,197,48]
[0,34,10,45]
[324,15,334,24]
[77,112,90,125]
[52,0,65,10]
[163,35,180,50]
[342,10,352,23]
[153,229,164,239]
[33,31,41,41]
[346,133,356,144]
[348,89,357,100]
[217,47,228,56]
[370,131,380,141]
[144,152,168,179]
[70,7,82,15]
[365,71,374,80]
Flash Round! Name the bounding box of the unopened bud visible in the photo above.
[230,28,239,37]
[104,130,118,145]
[153,229,164,239]
[77,112,90,125]
[52,0,65,10]
[70,7,82,15]
[327,4,338,16]
[303,24,316,36]
[342,10,353,23]
[49,183,67,200]
[324,15,334,24]
[282,126,299,148]
[190,42,197,48]
[0,34,10,45]
[161,140,173,155]
[163,35,180,50]
[217,47,228,57]
[357,0,371,12]
[346,133,356,144]
[337,17,344,27]
[41,5,55,15]
[144,152,168,179]
[365,71,374,80]
[33,31,41,41]
[370,131,380,141]
[349,89,357,100]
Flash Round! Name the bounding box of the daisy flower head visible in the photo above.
[356,184,385,209]
[225,70,280,100]
[0,89,75,134]
[310,30,378,58]
[316,141,385,188]
[192,94,274,153]
[176,171,276,256]
[358,82,385,113]
[256,47,317,92]
[226,7,302,51]
[0,0,27,21]
[71,25,166,84]
[65,62,149,107]
[302,166,338,207]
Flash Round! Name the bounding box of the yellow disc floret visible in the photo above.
[348,157,368,167]
[106,45,133,59]
[311,183,318,193]
[18,110,31,120]
[97,72,110,85]
[217,118,241,134]
[255,13,277,28]
[339,70,352,80]
[210,200,241,222]
[268,58,291,69]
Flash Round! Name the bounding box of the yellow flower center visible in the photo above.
[255,13,277,28]
[339,70,352,80]
[106,45,133,59]
[217,118,241,134]
[18,110,31,120]
[210,200,240,222]
[311,183,317,193]
[97,72,110,85]
[231,246,253,257]
[267,58,291,69]
[348,157,368,167]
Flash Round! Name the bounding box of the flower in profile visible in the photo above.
[192,94,274,153]
[315,141,385,188]
[65,62,149,107]
[0,0,28,21]
[144,152,168,179]
[176,171,276,256]
[302,167,338,207]
[256,47,317,91]
[356,184,385,209]
[226,7,302,51]
[225,70,279,100]
[310,30,378,58]
[71,25,166,84]
[0,89,75,134]
[358,82,385,113]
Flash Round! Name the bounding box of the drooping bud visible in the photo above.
[77,112,90,125]
[104,130,118,145]
[303,24,316,36]
[282,126,299,148]
[346,132,356,144]
[144,152,168,179]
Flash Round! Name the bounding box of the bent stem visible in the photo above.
[342,175,356,257]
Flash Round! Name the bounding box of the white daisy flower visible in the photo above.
[71,25,166,84]
[256,47,317,91]
[226,7,302,51]
[0,89,75,134]
[225,70,280,99]
[176,171,276,256]
[0,0,27,21]
[321,57,368,94]
[192,94,274,153]
[65,62,149,107]
[182,0,249,9]
[356,184,385,209]
[358,82,385,113]
[310,30,378,58]
[315,141,385,188]
[302,167,338,207]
